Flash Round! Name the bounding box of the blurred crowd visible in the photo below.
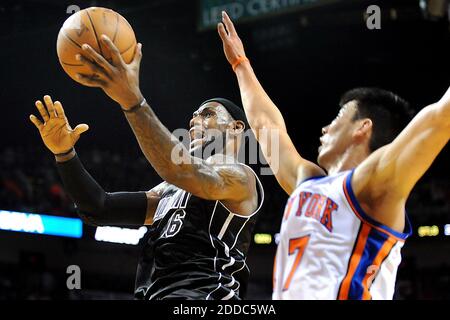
[0,145,160,218]
[407,176,450,225]
[1,145,449,226]
[1,144,450,300]
[0,257,134,300]
[396,258,450,300]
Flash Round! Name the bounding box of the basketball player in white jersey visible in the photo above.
[218,11,450,299]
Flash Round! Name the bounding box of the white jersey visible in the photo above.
[272,169,412,300]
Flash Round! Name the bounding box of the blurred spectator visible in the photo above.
[0,145,160,218]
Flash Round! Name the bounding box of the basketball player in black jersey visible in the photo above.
[29,36,264,300]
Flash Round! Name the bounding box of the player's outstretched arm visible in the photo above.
[76,35,255,208]
[110,97,255,208]
[353,85,450,227]
[218,11,325,194]
[29,96,158,226]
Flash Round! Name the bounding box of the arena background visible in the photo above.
[0,0,449,300]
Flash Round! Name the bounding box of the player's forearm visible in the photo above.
[56,152,147,226]
[419,99,450,135]
[436,87,450,130]
[234,62,287,132]
[124,101,194,183]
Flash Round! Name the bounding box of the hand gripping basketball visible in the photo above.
[29,95,89,155]
[76,35,144,110]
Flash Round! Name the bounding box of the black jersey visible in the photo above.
[134,167,264,300]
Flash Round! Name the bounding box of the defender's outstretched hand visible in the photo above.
[217,11,249,71]
[29,95,89,155]
[76,35,144,110]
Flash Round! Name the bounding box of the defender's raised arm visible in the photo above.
[218,11,325,194]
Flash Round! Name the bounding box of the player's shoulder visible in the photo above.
[295,161,327,187]
[147,181,174,196]
[205,155,260,201]
[205,154,253,177]
[352,145,391,198]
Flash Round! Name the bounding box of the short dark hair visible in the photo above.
[340,87,414,152]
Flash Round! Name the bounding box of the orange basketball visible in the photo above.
[56,7,136,84]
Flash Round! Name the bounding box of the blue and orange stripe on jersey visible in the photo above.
[337,224,397,299]
[338,169,412,300]
[337,223,370,299]
[342,169,412,242]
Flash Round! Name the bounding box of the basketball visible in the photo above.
[56,7,136,84]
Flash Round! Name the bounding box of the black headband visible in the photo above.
[199,98,249,129]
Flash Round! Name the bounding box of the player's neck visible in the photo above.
[210,140,241,163]
[326,144,369,175]
[208,152,239,165]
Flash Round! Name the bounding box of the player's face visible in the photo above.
[317,101,359,169]
[189,103,232,155]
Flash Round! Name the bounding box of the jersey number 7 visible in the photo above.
[283,235,311,291]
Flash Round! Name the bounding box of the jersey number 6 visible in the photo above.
[165,209,186,238]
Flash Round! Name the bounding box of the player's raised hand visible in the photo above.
[76,35,144,110]
[29,95,89,155]
[217,11,249,71]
